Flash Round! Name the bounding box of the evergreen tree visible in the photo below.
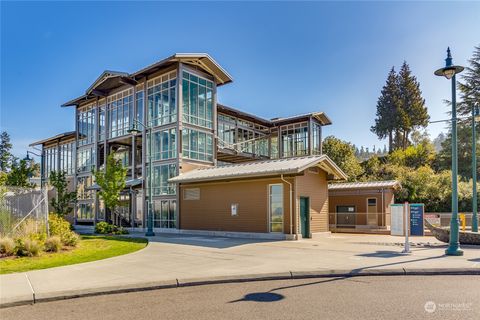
[457,44,480,116]
[398,61,429,149]
[6,159,35,188]
[0,131,13,172]
[371,67,402,152]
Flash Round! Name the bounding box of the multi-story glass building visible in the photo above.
[32,53,340,235]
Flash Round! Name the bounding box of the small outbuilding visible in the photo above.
[170,155,347,239]
[328,180,401,231]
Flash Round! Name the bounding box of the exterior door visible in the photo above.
[367,198,378,226]
[300,197,310,238]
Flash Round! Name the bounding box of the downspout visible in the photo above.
[281,174,293,235]
[381,188,385,227]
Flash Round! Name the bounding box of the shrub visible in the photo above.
[95,221,112,234]
[20,238,42,257]
[62,232,80,247]
[49,214,71,239]
[44,236,62,252]
[0,237,15,255]
[95,222,129,235]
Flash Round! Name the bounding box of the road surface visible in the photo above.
[2,276,479,320]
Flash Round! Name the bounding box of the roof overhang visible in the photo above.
[169,155,347,184]
[29,131,76,147]
[328,180,401,191]
[271,111,332,126]
[217,104,272,127]
[132,53,233,86]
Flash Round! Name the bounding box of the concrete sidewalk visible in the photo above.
[1,233,479,307]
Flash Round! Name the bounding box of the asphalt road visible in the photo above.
[2,276,479,320]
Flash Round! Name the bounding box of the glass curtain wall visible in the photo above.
[153,199,176,228]
[182,129,213,162]
[77,147,95,173]
[147,71,177,127]
[151,163,177,196]
[107,89,134,139]
[77,104,95,146]
[311,121,322,155]
[44,147,57,178]
[59,142,75,175]
[281,122,309,158]
[217,114,236,148]
[149,128,176,161]
[182,71,214,129]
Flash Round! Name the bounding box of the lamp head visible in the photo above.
[128,122,142,135]
[434,47,464,79]
[23,153,32,161]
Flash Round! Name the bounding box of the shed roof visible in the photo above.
[29,131,76,147]
[328,180,401,190]
[170,155,347,184]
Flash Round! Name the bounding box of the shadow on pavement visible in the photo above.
[357,250,407,258]
[128,233,278,249]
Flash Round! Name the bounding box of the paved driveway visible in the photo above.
[1,233,479,306]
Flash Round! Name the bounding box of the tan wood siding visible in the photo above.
[179,177,294,234]
[295,170,329,233]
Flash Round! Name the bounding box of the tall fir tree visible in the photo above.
[457,44,480,116]
[398,61,429,149]
[0,131,13,172]
[371,67,402,152]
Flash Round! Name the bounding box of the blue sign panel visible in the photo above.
[409,204,424,236]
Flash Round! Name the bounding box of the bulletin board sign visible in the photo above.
[409,203,425,236]
[390,204,405,236]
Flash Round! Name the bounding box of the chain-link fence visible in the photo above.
[0,187,49,238]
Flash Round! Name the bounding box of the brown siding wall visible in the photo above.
[328,190,395,226]
[295,170,329,234]
[179,177,294,234]
[180,160,213,174]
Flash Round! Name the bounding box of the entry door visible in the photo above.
[336,206,356,227]
[367,198,378,226]
[300,197,310,238]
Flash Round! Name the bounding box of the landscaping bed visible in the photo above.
[0,235,147,274]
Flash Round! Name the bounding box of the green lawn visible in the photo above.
[0,235,148,274]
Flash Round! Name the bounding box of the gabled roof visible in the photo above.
[169,155,347,184]
[271,111,332,126]
[63,53,233,107]
[29,131,76,147]
[328,180,401,191]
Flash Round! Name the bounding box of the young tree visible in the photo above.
[371,67,402,152]
[0,131,13,172]
[49,170,77,217]
[323,136,363,181]
[398,61,429,149]
[6,159,36,188]
[93,154,127,225]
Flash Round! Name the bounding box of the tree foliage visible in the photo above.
[323,136,363,181]
[0,131,13,172]
[49,171,77,217]
[93,154,127,217]
[371,63,428,152]
[5,159,35,188]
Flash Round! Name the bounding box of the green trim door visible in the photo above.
[300,197,310,238]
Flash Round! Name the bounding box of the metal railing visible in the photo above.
[328,212,390,230]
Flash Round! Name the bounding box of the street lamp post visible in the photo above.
[24,150,44,189]
[128,120,155,237]
[435,47,464,256]
[472,104,479,232]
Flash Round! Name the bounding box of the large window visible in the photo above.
[77,147,95,173]
[311,121,322,155]
[269,184,284,233]
[281,122,309,158]
[147,72,176,127]
[98,103,106,141]
[217,114,236,147]
[77,104,95,146]
[151,163,177,196]
[136,87,144,126]
[108,89,133,138]
[153,199,176,229]
[77,175,94,200]
[44,147,57,178]
[149,128,176,161]
[59,142,75,175]
[182,128,213,162]
[77,203,95,220]
[182,71,214,129]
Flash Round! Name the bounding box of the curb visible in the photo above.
[2,268,479,309]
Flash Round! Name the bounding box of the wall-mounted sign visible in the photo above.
[409,204,424,236]
[425,214,441,227]
[390,204,405,236]
[231,203,238,216]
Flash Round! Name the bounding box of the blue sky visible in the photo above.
[1,1,479,158]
